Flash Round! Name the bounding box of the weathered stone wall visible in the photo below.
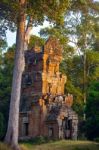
[19,37,78,140]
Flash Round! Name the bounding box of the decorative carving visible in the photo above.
[44,37,63,56]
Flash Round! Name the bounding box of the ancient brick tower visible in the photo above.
[19,37,78,140]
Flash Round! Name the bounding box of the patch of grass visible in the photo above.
[0,142,12,150]
[22,140,99,150]
[0,140,99,150]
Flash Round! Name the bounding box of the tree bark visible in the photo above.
[83,49,86,120]
[4,0,26,149]
[24,17,33,50]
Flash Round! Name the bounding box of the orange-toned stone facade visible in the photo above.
[19,37,78,140]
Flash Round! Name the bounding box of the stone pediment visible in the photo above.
[44,37,63,56]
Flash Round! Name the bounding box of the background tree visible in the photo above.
[28,35,45,49]
[40,0,99,117]
[85,81,99,140]
[0,44,14,140]
[42,0,99,119]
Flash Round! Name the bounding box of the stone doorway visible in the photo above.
[48,127,54,138]
[63,117,72,139]
[23,123,29,136]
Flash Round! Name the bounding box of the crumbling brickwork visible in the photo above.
[19,37,78,140]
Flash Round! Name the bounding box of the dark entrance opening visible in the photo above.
[48,83,52,93]
[24,123,29,136]
[48,127,54,138]
[63,117,72,139]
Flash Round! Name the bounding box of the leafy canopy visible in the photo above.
[0,0,71,38]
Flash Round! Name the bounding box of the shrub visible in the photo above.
[94,137,99,143]
[19,136,49,145]
[0,113,6,140]
[85,81,99,140]
[73,147,90,150]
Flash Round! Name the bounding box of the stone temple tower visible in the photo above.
[19,37,78,140]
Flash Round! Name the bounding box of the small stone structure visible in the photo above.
[19,37,78,140]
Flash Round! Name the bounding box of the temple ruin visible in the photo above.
[19,37,78,140]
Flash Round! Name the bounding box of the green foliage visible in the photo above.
[60,56,84,116]
[27,0,71,25]
[39,1,99,119]
[0,0,71,38]
[0,39,7,51]
[0,40,7,65]
[86,51,99,81]
[94,137,99,143]
[40,26,69,44]
[29,35,45,49]
[20,136,50,145]
[0,0,99,142]
[0,45,14,140]
[40,26,75,58]
[0,113,5,139]
[60,48,99,118]
[85,81,99,140]
[59,1,99,118]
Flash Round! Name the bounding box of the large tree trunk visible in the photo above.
[5,0,26,149]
